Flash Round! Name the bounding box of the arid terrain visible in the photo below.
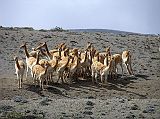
[0,27,160,119]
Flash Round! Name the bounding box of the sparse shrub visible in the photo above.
[39,29,48,32]
[6,111,23,119]
[50,26,66,32]
[22,27,34,30]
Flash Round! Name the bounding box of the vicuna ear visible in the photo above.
[11,52,17,59]
[13,54,18,60]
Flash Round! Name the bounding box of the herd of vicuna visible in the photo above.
[14,42,134,90]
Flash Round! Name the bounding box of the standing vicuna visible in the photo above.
[91,57,114,85]
[100,57,115,84]
[56,56,72,83]
[31,51,50,90]
[20,43,36,80]
[14,56,25,89]
[122,50,134,75]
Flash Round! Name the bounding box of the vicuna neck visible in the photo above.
[64,57,70,67]
[74,56,79,66]
[35,53,40,65]
[59,49,61,58]
[107,59,113,70]
[45,44,52,58]
[89,51,93,64]
[84,51,88,62]
[44,66,49,75]
[15,59,20,70]
[105,54,109,66]
[23,45,30,58]
[54,58,59,69]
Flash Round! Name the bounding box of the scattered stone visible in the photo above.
[13,96,22,102]
[87,96,94,99]
[90,116,94,119]
[106,102,109,105]
[39,111,45,118]
[85,106,94,110]
[20,115,39,119]
[139,113,145,118]
[40,100,49,106]
[61,112,66,115]
[39,97,51,106]
[131,104,139,110]
[13,96,28,103]
[44,35,52,38]
[86,101,95,106]
[119,99,125,103]
[83,111,93,115]
[143,106,155,113]
[5,111,23,119]
[25,110,31,113]
[126,113,136,119]
[101,113,106,116]
[74,113,84,119]
[0,105,13,112]
[33,109,38,114]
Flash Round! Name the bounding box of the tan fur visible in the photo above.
[31,51,49,90]
[56,56,72,83]
[80,50,91,78]
[20,43,36,79]
[67,56,81,79]
[122,51,133,75]
[14,57,25,89]
[112,54,123,77]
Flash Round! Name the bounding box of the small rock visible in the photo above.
[13,96,28,103]
[86,101,95,106]
[87,96,94,99]
[142,110,147,113]
[106,102,109,105]
[25,110,31,113]
[61,112,66,115]
[131,104,139,110]
[139,113,145,118]
[33,109,37,114]
[40,100,49,106]
[0,105,13,111]
[85,106,94,110]
[39,111,45,118]
[13,96,22,102]
[83,111,93,115]
[21,99,28,103]
[126,113,136,119]
[90,116,94,119]
[39,97,51,106]
[21,115,37,119]
[143,106,155,113]
[119,99,125,103]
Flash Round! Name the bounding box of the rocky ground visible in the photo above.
[0,27,160,119]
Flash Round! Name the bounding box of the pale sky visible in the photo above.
[0,0,160,34]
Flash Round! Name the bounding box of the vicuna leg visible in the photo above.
[125,63,132,75]
[104,74,108,84]
[17,74,20,88]
[26,66,28,80]
[95,72,98,83]
[91,70,95,84]
[100,74,104,84]
[129,62,134,75]
[120,63,123,77]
